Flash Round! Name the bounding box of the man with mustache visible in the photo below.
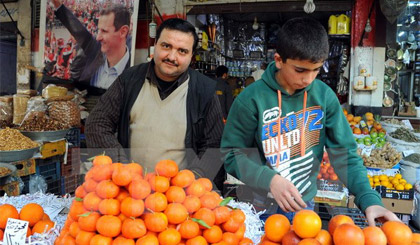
[85,18,225,190]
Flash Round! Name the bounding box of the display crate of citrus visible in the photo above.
[260,209,419,245]
[0,202,55,240]
[55,156,252,244]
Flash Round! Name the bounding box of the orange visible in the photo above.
[328,215,354,236]
[222,232,240,244]
[96,215,122,238]
[149,175,170,193]
[203,225,223,243]
[214,206,231,225]
[125,163,143,177]
[166,186,186,203]
[234,223,246,240]
[222,216,241,233]
[363,226,386,245]
[78,211,100,232]
[186,236,207,245]
[59,233,76,244]
[116,189,130,202]
[113,236,135,245]
[96,180,120,199]
[112,166,133,186]
[264,214,290,242]
[239,238,253,245]
[333,223,364,245]
[297,238,321,245]
[128,179,151,200]
[90,234,112,244]
[83,192,102,211]
[186,181,206,197]
[171,169,195,188]
[91,164,113,182]
[69,221,80,238]
[32,220,54,235]
[178,219,200,239]
[145,192,167,212]
[164,203,188,224]
[136,234,159,245]
[197,178,213,192]
[158,228,181,245]
[0,204,19,229]
[75,186,87,198]
[293,210,322,239]
[120,197,144,218]
[314,229,332,245]
[183,195,201,214]
[42,213,51,221]
[82,178,98,193]
[75,230,95,245]
[412,233,420,244]
[193,208,215,228]
[200,192,220,210]
[121,218,146,239]
[282,230,302,245]
[93,155,112,166]
[155,159,179,178]
[382,221,412,245]
[144,212,168,233]
[19,203,44,227]
[99,198,120,216]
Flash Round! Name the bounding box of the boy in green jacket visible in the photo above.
[221,17,399,226]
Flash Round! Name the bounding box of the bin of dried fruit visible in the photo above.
[358,142,402,169]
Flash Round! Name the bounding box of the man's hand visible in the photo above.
[365,205,401,226]
[51,0,62,9]
[269,174,307,212]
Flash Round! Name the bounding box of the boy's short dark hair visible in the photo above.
[216,65,229,78]
[156,18,199,51]
[100,5,130,32]
[276,17,329,63]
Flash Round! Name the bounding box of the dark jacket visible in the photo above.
[215,77,234,119]
[85,63,225,186]
[54,5,130,94]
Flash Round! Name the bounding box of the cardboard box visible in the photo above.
[10,159,36,177]
[315,196,348,207]
[348,195,414,214]
[0,181,20,196]
[40,140,66,159]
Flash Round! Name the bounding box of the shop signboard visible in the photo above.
[39,0,139,86]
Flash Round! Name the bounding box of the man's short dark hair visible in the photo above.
[276,17,329,63]
[156,18,198,51]
[216,65,228,78]
[100,5,130,32]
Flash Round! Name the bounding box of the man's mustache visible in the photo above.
[163,59,178,66]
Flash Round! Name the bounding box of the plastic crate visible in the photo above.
[66,128,81,147]
[61,174,83,195]
[327,206,382,228]
[35,157,61,181]
[61,147,81,176]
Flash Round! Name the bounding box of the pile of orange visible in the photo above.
[55,156,253,245]
[317,162,338,181]
[260,210,420,245]
[0,203,55,240]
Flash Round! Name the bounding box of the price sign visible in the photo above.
[3,218,29,245]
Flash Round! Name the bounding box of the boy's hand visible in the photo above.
[365,205,401,226]
[270,174,307,212]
